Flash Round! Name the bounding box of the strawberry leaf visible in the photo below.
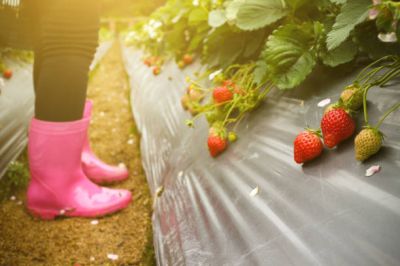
[260,22,321,89]
[208,9,227,28]
[321,38,358,67]
[235,0,289,31]
[326,0,370,50]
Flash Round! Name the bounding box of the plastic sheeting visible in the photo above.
[122,45,400,266]
[0,60,33,178]
[0,41,113,178]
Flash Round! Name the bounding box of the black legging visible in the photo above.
[33,0,100,122]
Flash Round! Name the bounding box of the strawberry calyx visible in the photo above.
[305,128,322,138]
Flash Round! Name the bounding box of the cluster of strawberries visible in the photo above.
[294,84,391,164]
[207,81,241,157]
[143,54,194,76]
[143,56,163,75]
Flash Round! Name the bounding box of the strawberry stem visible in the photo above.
[362,84,373,125]
[356,55,397,84]
[375,102,400,129]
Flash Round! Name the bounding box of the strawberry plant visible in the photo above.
[126,0,400,157]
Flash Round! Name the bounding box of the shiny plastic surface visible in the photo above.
[122,45,400,266]
[0,60,34,178]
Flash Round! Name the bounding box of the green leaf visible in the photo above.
[236,0,289,31]
[225,0,242,21]
[326,0,370,50]
[208,9,227,28]
[188,8,208,26]
[321,39,358,67]
[253,60,268,85]
[329,0,347,4]
[261,22,320,89]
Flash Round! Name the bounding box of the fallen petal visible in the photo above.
[107,254,119,261]
[365,165,381,177]
[317,98,331,107]
[209,69,222,81]
[249,186,259,197]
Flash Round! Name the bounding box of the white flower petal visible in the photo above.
[107,254,119,261]
[378,32,397,43]
[365,165,381,177]
[249,186,259,197]
[209,69,223,81]
[317,98,331,107]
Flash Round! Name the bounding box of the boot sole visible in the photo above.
[27,196,132,220]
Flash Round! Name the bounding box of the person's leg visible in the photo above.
[34,1,99,122]
[27,1,132,220]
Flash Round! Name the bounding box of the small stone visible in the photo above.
[127,139,134,145]
[91,220,99,225]
[10,196,16,201]
[118,163,126,169]
[90,256,95,262]
[16,201,23,205]
[177,171,183,178]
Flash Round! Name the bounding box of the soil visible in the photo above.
[0,42,154,266]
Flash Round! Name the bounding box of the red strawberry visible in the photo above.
[207,134,227,157]
[213,86,233,103]
[294,130,323,164]
[183,54,193,65]
[321,108,355,148]
[3,69,12,79]
[152,66,160,75]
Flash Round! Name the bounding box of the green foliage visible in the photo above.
[261,22,323,89]
[235,0,289,31]
[326,0,370,50]
[0,154,29,202]
[321,38,358,67]
[128,0,400,90]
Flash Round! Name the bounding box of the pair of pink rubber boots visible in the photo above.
[26,100,132,220]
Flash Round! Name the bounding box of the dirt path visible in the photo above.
[0,42,154,266]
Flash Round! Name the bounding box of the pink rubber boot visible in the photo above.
[26,117,132,220]
[81,100,129,184]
